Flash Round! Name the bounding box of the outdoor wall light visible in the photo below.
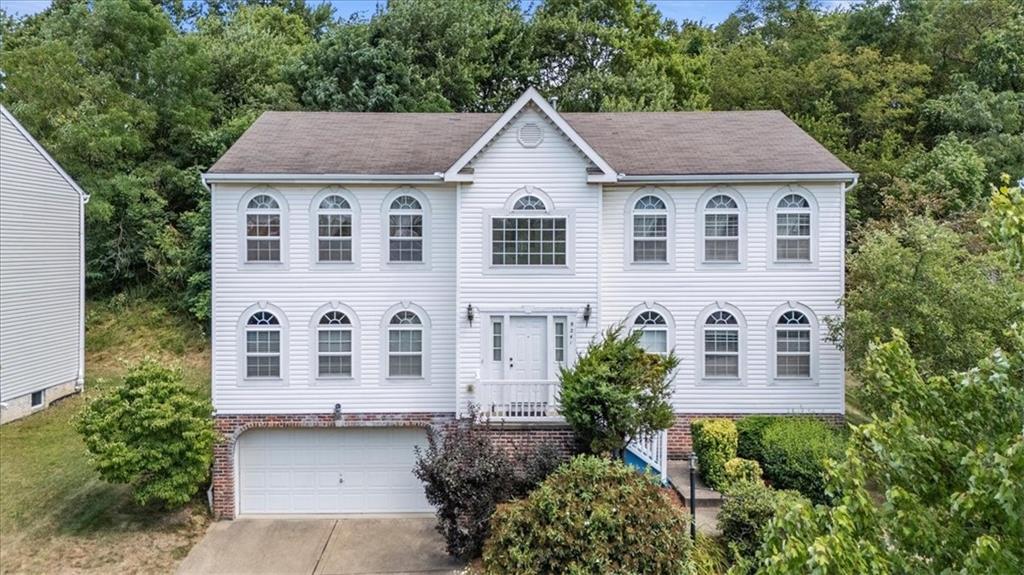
[467,303,475,326]
[583,303,592,326]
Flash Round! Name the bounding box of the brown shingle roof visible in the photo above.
[208,110,851,176]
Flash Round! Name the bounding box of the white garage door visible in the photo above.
[237,428,431,515]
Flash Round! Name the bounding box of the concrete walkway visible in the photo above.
[177,517,464,575]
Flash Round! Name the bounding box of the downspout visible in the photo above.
[77,192,90,391]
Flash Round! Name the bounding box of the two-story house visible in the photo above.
[203,88,855,519]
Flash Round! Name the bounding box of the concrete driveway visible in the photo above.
[177,517,465,575]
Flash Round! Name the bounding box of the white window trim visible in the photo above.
[237,302,288,384]
[768,302,819,384]
[486,187,574,274]
[625,187,675,268]
[238,188,288,268]
[627,302,675,356]
[381,302,431,381]
[480,310,577,381]
[769,186,818,267]
[695,302,746,385]
[310,187,359,269]
[309,302,360,383]
[697,186,746,268]
[381,187,431,269]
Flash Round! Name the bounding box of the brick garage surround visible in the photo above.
[666,413,846,459]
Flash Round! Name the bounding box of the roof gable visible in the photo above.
[443,88,617,182]
[0,105,88,200]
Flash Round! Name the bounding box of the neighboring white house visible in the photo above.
[0,105,87,424]
[203,88,856,518]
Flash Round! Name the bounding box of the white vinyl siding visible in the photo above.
[211,183,456,414]
[601,182,844,414]
[0,111,83,414]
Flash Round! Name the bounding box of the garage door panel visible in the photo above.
[238,428,431,515]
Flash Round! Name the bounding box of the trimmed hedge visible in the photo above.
[724,457,762,488]
[759,417,845,504]
[719,481,807,556]
[736,415,776,462]
[483,456,693,574]
[691,418,737,489]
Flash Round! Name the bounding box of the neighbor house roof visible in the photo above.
[208,102,852,179]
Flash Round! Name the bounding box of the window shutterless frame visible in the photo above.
[386,310,424,378]
[769,187,817,266]
[245,310,282,379]
[314,191,355,264]
[702,311,740,379]
[775,310,812,379]
[316,310,353,378]
[239,189,288,268]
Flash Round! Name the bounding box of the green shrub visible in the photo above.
[76,360,215,508]
[724,457,762,488]
[413,413,563,560]
[483,456,693,574]
[691,533,730,575]
[558,326,678,456]
[719,481,807,557]
[692,418,737,489]
[759,418,845,504]
[736,415,776,462]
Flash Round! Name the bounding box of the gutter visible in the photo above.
[615,172,859,184]
[201,173,445,185]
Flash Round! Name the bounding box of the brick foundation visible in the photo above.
[666,412,846,459]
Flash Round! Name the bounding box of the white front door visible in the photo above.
[237,428,431,515]
[507,316,547,380]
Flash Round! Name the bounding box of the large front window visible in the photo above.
[246,311,280,378]
[388,195,423,262]
[317,311,352,377]
[388,311,423,377]
[492,195,566,266]
[246,194,281,262]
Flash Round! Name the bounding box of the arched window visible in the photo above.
[634,311,668,354]
[633,195,668,263]
[776,310,811,378]
[388,311,423,377]
[704,194,739,262]
[317,195,352,262]
[388,195,423,262]
[246,194,281,262]
[776,194,811,261]
[513,195,546,211]
[704,311,739,378]
[317,311,352,377]
[245,311,281,378]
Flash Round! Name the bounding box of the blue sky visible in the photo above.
[1,0,855,25]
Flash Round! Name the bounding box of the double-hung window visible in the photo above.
[776,310,811,378]
[317,195,352,262]
[632,195,668,263]
[388,195,423,262]
[704,194,739,262]
[634,311,668,355]
[703,311,739,378]
[492,195,566,266]
[246,195,281,262]
[388,311,423,377]
[776,194,811,261]
[245,311,281,378]
[317,311,352,377]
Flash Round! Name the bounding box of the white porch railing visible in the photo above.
[476,380,562,422]
[626,430,669,484]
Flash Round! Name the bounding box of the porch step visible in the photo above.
[667,460,723,509]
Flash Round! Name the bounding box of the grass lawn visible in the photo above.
[0,298,212,574]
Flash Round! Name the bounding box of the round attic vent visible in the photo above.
[517,122,544,148]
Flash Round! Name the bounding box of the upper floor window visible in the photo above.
[703,311,739,378]
[246,311,281,378]
[634,310,668,354]
[317,311,352,377]
[776,310,811,378]
[633,195,668,263]
[704,194,739,262]
[776,194,811,262]
[492,194,567,266]
[388,195,423,262]
[388,310,423,377]
[317,195,353,262]
[246,194,281,262]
